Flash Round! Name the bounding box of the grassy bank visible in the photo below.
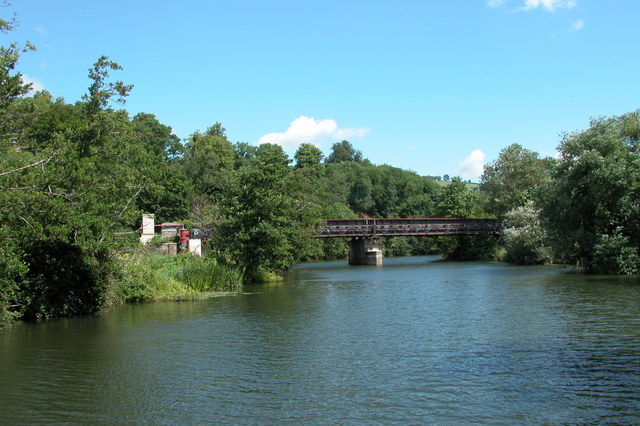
[111,252,244,304]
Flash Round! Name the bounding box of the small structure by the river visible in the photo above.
[139,214,202,256]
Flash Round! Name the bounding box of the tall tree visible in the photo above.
[183,126,235,197]
[325,140,363,164]
[542,111,640,274]
[0,54,151,321]
[0,7,34,325]
[294,143,324,170]
[435,177,476,218]
[348,167,374,215]
[132,112,182,160]
[218,144,297,281]
[481,143,553,217]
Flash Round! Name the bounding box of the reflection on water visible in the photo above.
[1,257,640,423]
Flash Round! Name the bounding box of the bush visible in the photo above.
[18,240,112,320]
[0,244,28,327]
[502,202,553,265]
[590,229,640,274]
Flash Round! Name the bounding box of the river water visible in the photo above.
[2,256,640,424]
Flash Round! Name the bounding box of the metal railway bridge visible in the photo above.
[315,218,502,265]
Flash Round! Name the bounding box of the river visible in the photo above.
[1,256,640,424]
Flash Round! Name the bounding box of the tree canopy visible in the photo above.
[543,112,640,274]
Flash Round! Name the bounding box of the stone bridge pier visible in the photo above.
[349,237,383,265]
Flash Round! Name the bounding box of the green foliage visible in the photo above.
[0,40,34,111]
[433,177,495,260]
[439,235,498,261]
[382,237,413,257]
[116,253,243,302]
[82,55,133,115]
[325,140,363,164]
[0,53,161,326]
[136,163,193,224]
[132,112,183,161]
[501,202,553,265]
[0,243,27,327]
[591,229,639,275]
[317,202,357,260]
[218,144,297,281]
[348,168,374,214]
[435,177,477,218]
[17,240,112,319]
[183,127,235,197]
[294,143,324,170]
[542,111,640,273]
[180,256,244,292]
[481,144,553,217]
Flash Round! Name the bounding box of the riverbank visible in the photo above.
[109,251,244,306]
[0,248,245,330]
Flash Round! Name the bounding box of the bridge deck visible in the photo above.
[315,218,502,238]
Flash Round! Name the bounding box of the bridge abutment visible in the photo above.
[349,237,382,265]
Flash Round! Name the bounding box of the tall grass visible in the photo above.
[179,256,244,292]
[114,252,244,303]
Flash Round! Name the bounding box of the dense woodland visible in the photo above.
[2,12,640,327]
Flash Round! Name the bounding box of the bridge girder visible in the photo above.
[315,218,502,239]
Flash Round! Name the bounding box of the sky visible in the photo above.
[7,0,640,181]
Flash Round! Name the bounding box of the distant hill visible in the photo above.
[434,180,481,190]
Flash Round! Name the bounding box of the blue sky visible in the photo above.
[8,0,640,181]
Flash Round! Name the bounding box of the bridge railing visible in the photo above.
[315,218,502,238]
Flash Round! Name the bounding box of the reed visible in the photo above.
[179,256,244,292]
[115,252,244,303]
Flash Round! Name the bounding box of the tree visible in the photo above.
[183,126,235,197]
[435,177,475,218]
[0,55,150,323]
[325,140,363,164]
[136,163,193,223]
[481,143,553,217]
[81,55,133,115]
[132,112,182,160]
[348,167,374,215]
[233,142,258,168]
[294,143,324,170]
[397,175,438,218]
[370,166,399,217]
[542,111,640,274]
[218,144,297,281]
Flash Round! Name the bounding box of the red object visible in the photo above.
[179,227,189,252]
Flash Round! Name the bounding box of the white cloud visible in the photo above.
[458,149,486,180]
[22,74,45,94]
[571,19,585,30]
[489,0,577,11]
[523,0,576,11]
[258,116,370,150]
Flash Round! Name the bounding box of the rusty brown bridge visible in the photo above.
[315,218,502,265]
